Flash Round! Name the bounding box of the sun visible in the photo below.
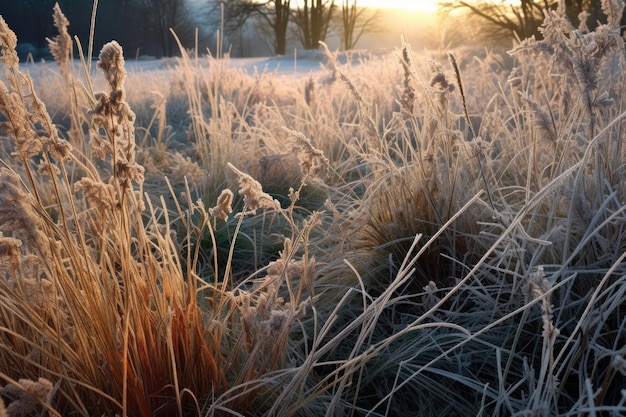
[355,0,440,13]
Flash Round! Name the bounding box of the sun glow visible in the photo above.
[355,0,440,13]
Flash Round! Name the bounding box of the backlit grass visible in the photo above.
[0,2,625,416]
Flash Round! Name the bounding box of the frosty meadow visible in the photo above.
[0,1,625,416]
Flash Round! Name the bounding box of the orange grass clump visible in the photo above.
[0,11,297,416]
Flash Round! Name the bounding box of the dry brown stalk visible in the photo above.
[89,41,144,190]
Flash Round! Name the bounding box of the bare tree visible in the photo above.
[440,0,618,42]
[339,0,382,50]
[273,0,292,55]
[211,0,291,55]
[137,0,196,57]
[293,0,336,50]
[440,0,558,40]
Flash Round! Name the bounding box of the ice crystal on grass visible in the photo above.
[578,10,591,33]
[209,188,234,221]
[602,0,625,28]
[509,3,624,132]
[228,162,281,216]
[520,92,557,142]
[422,281,440,311]
[231,239,311,372]
[304,75,316,106]
[465,137,491,158]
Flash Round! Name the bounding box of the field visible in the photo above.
[1,3,626,416]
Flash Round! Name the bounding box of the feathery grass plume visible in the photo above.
[398,43,416,116]
[46,2,87,152]
[89,40,144,189]
[209,188,234,221]
[0,15,72,166]
[0,168,51,258]
[0,16,19,70]
[0,234,22,271]
[47,3,71,80]
[319,41,339,85]
[0,378,54,417]
[428,58,454,121]
[284,127,329,181]
[73,176,118,213]
[0,81,43,159]
[227,162,281,216]
[464,136,491,158]
[569,32,599,129]
[233,238,310,373]
[304,75,316,106]
[447,52,475,138]
[419,56,457,164]
[337,68,381,149]
[508,9,573,92]
[519,92,558,142]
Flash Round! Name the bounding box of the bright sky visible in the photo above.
[356,0,440,13]
[355,1,522,13]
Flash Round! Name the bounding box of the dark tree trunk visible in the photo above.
[295,0,335,50]
[274,0,291,55]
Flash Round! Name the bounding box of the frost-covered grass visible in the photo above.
[0,2,625,416]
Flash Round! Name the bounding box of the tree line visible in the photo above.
[191,0,383,56]
[213,0,625,56]
[441,0,626,40]
[0,0,381,60]
[1,0,198,60]
[1,0,623,61]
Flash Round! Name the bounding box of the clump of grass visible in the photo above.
[0,18,226,415]
[0,377,55,416]
[0,12,323,416]
[344,46,490,295]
